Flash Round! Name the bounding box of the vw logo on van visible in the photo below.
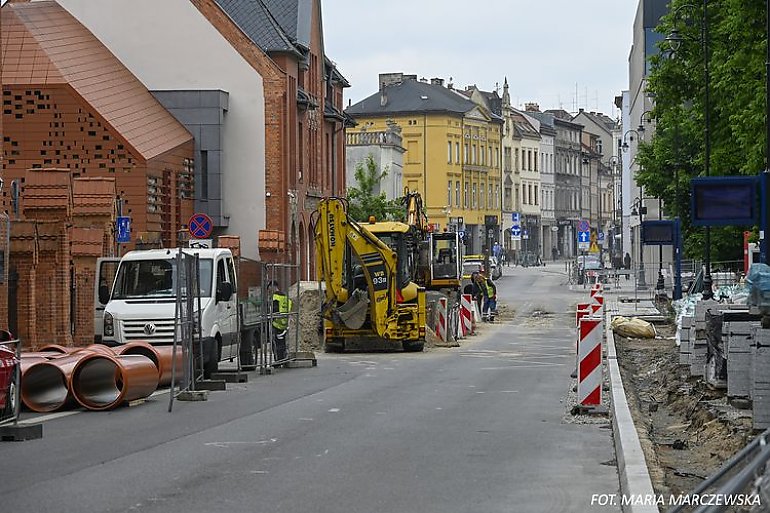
[143,323,157,336]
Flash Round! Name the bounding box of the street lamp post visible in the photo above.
[631,196,647,289]
[622,128,647,288]
[605,155,621,266]
[666,0,713,299]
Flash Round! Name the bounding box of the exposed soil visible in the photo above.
[614,322,754,504]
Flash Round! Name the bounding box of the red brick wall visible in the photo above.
[2,84,193,249]
[34,221,71,347]
[9,221,37,347]
[72,256,96,346]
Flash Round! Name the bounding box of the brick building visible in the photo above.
[44,0,351,279]
[213,0,351,278]
[1,1,195,345]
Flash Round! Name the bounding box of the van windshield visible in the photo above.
[111,258,213,299]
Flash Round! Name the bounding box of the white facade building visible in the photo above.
[41,0,268,259]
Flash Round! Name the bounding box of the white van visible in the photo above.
[99,248,239,375]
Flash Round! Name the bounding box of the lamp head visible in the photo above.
[666,30,682,53]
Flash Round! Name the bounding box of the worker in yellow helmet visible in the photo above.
[267,280,292,361]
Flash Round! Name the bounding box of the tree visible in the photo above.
[347,155,402,222]
[638,0,766,261]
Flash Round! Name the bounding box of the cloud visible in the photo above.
[323,0,637,113]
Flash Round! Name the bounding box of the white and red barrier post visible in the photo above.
[460,294,474,336]
[578,316,603,406]
[436,297,447,343]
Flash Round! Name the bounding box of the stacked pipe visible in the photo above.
[20,343,163,413]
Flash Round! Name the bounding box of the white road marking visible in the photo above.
[328,408,340,413]
[205,439,277,448]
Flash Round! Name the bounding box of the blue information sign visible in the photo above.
[511,225,521,237]
[578,231,590,243]
[512,212,521,224]
[116,216,131,243]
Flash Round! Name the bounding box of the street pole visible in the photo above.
[763,0,770,265]
[638,192,646,289]
[702,0,714,299]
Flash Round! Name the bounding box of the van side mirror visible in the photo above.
[216,282,234,303]
[99,285,111,305]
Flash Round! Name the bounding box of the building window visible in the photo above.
[448,180,452,206]
[464,143,469,164]
[456,181,461,207]
[534,151,538,172]
[448,141,452,163]
[495,185,500,208]
[528,184,533,206]
[534,185,539,206]
[472,145,477,165]
[515,148,519,171]
[455,142,460,164]
[464,181,469,208]
[488,184,493,210]
[481,145,485,166]
[472,183,477,208]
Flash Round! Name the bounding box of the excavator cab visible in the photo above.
[429,232,462,289]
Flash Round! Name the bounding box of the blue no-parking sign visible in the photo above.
[189,213,214,239]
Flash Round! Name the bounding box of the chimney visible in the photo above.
[379,72,404,90]
[524,102,540,112]
[430,77,444,87]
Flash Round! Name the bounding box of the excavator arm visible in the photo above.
[313,198,403,337]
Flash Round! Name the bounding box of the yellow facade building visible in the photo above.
[346,73,502,254]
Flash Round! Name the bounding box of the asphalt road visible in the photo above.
[1,262,620,513]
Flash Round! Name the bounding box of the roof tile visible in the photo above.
[2,1,192,160]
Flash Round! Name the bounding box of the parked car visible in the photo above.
[0,333,19,418]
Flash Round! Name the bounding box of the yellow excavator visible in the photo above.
[312,197,426,352]
[367,189,462,295]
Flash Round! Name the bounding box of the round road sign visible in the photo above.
[189,212,214,239]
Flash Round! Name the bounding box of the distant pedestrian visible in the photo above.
[624,253,632,281]
[552,247,558,262]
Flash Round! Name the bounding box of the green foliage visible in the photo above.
[640,0,766,261]
[347,155,402,222]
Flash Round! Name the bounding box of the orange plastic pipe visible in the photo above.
[70,354,159,411]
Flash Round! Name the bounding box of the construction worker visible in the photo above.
[482,274,497,322]
[470,271,487,317]
[267,280,292,361]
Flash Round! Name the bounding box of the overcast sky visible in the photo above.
[322,0,639,117]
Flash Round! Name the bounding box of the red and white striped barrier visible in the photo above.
[591,294,604,314]
[576,302,591,326]
[436,297,447,343]
[460,294,474,336]
[578,316,602,406]
[590,283,603,297]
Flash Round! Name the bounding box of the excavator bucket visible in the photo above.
[336,288,369,329]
